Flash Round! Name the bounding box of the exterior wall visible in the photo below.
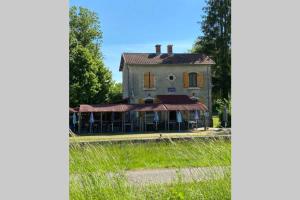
[123,64,211,108]
[122,65,129,99]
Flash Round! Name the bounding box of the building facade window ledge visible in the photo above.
[143,88,156,91]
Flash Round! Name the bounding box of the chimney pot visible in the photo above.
[167,44,173,55]
[155,44,161,54]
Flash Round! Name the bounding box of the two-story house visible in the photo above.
[71,44,216,134]
[119,44,215,123]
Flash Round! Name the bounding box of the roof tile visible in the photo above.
[119,53,215,71]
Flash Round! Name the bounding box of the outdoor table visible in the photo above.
[188,120,197,129]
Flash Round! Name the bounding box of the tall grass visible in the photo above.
[70,139,231,200]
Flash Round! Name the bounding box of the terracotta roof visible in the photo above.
[79,104,132,113]
[164,103,207,111]
[119,53,215,71]
[157,95,196,104]
[130,104,167,112]
[69,107,78,113]
[79,102,207,113]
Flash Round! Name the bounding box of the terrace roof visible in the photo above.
[79,102,207,113]
[69,107,78,113]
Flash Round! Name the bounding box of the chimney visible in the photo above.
[167,44,173,55]
[155,44,161,54]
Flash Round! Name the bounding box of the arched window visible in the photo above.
[189,72,197,87]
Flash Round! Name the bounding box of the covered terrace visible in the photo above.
[70,102,208,134]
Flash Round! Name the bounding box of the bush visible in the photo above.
[215,98,231,127]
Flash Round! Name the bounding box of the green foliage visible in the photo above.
[108,82,123,103]
[69,6,112,107]
[212,115,221,128]
[70,140,231,200]
[193,0,231,100]
[215,98,231,127]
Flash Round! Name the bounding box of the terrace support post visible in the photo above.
[78,112,81,134]
[187,111,190,129]
[100,112,103,133]
[122,112,124,133]
[139,113,142,132]
[164,112,167,131]
[145,112,147,132]
[167,111,170,131]
[131,112,133,132]
[196,111,198,129]
[204,111,207,131]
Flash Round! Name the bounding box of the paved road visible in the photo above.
[111,166,230,186]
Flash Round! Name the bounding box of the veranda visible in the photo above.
[69,102,208,134]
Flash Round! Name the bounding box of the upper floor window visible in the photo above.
[144,72,155,89]
[189,72,197,87]
[183,72,205,88]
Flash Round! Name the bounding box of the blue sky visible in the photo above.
[70,0,206,83]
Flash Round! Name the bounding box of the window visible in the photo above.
[189,72,197,87]
[144,99,154,104]
[144,72,155,89]
[167,73,176,81]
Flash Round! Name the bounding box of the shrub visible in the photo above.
[215,98,231,127]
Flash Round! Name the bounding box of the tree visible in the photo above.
[108,82,123,103]
[193,0,231,100]
[69,6,112,107]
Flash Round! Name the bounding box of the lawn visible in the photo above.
[70,139,231,200]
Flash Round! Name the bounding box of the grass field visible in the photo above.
[70,139,231,200]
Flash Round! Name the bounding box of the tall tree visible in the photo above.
[108,82,123,103]
[193,0,231,99]
[69,6,112,107]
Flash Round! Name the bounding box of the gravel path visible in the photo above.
[116,166,230,186]
[72,166,230,186]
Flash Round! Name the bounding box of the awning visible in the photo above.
[157,95,196,104]
[69,107,78,113]
[164,103,207,111]
[79,104,131,113]
[130,104,167,112]
[79,102,207,113]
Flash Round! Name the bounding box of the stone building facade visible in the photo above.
[119,44,215,122]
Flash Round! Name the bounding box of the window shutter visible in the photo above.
[144,72,149,88]
[139,98,144,104]
[197,72,205,88]
[150,73,155,88]
[183,72,189,88]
